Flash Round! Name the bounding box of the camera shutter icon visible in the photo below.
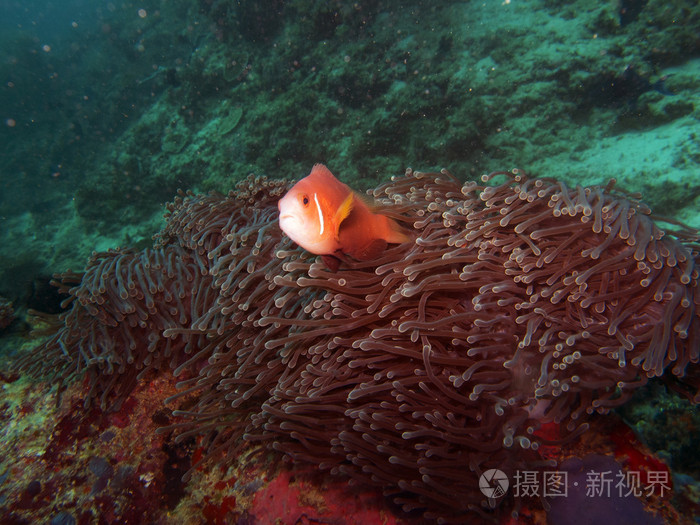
[479,469,509,499]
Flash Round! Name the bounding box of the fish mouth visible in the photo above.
[279,214,302,233]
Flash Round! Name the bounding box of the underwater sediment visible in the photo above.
[12,168,700,523]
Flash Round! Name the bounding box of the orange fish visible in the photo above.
[278,164,410,266]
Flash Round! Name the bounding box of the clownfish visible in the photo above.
[278,164,410,267]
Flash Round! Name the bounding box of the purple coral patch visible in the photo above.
[546,454,664,525]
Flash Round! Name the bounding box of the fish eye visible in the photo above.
[301,194,309,206]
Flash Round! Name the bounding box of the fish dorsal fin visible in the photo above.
[351,189,380,212]
[333,192,354,238]
[310,163,334,179]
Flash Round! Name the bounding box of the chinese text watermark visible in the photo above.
[479,469,670,499]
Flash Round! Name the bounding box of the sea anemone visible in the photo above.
[15,246,213,410]
[17,168,700,522]
[15,176,290,410]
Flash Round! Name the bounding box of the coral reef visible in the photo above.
[16,169,700,522]
[0,367,418,525]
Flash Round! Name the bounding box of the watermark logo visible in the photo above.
[479,469,509,499]
[477,469,671,500]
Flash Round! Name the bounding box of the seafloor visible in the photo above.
[0,0,699,523]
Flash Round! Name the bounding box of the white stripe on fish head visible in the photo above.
[313,193,324,236]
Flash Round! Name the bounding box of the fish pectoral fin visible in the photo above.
[333,193,355,238]
[353,238,388,261]
[321,254,342,272]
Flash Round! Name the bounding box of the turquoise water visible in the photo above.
[0,1,698,524]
